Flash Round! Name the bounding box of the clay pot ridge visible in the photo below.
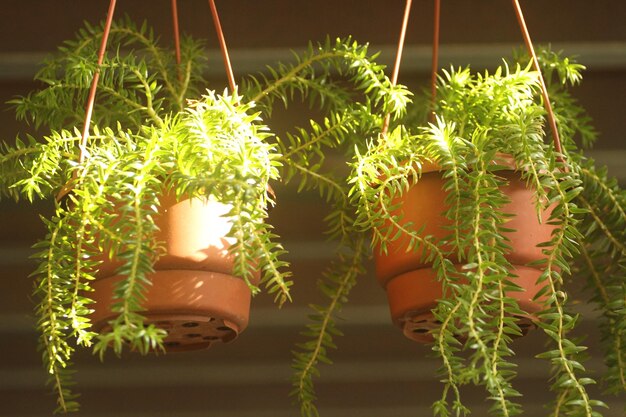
[374,153,555,343]
[375,154,554,284]
[90,191,262,352]
[388,265,546,343]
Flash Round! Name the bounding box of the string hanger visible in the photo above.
[511,0,563,158]
[55,0,118,201]
[208,0,237,94]
[77,0,118,168]
[172,0,236,93]
[430,0,440,123]
[383,0,563,160]
[59,0,237,201]
[381,0,413,136]
[71,0,562,183]
[171,0,183,81]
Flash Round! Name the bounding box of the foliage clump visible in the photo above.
[343,52,625,417]
[1,15,623,417]
[0,19,410,413]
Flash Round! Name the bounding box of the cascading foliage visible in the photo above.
[0,19,410,414]
[346,51,625,417]
[0,19,288,413]
[1,15,623,417]
[241,36,411,417]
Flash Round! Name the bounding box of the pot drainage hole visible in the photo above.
[146,315,241,350]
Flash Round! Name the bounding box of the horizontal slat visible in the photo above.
[0,300,605,334]
[2,355,615,389]
[1,42,625,81]
[11,402,626,417]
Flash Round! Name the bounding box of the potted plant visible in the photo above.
[0,17,409,413]
[286,2,625,411]
[9,8,621,417]
[336,50,625,416]
[1,18,289,412]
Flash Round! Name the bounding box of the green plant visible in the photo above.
[335,51,625,417]
[0,18,409,413]
[2,18,286,412]
[5,13,621,417]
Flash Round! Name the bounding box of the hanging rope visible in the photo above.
[382,0,413,135]
[56,0,117,201]
[171,0,182,81]
[78,0,118,166]
[429,0,441,123]
[55,0,116,201]
[208,0,237,93]
[511,0,563,158]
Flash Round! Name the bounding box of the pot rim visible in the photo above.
[418,152,517,175]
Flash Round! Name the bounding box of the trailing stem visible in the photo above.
[465,156,517,416]
[537,166,596,417]
[292,234,366,417]
[579,245,626,393]
[577,196,626,256]
[39,224,74,413]
[73,24,183,108]
[575,162,626,395]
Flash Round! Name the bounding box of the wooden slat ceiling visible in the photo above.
[0,1,624,416]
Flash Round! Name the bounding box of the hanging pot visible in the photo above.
[374,160,555,343]
[90,192,260,351]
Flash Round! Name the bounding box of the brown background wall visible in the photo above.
[0,1,624,416]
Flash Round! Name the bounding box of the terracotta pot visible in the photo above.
[374,163,555,343]
[90,193,260,352]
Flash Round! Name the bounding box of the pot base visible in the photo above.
[399,310,537,344]
[91,269,254,352]
[385,266,545,343]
